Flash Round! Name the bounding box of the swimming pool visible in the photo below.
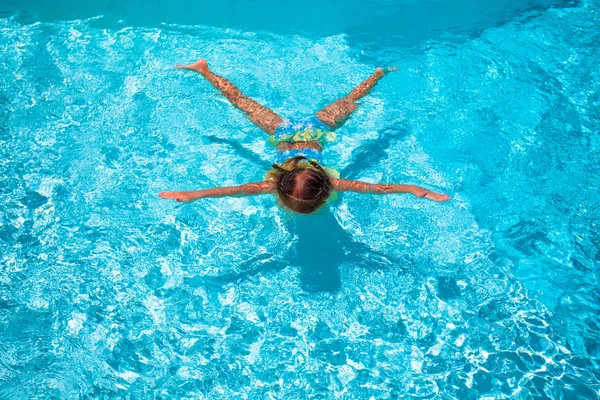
[1,0,599,397]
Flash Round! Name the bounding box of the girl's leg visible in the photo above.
[316,67,397,130]
[176,59,283,134]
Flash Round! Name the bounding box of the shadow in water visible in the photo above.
[292,210,410,292]
[198,125,412,292]
[204,135,272,171]
[341,125,408,179]
[200,209,409,293]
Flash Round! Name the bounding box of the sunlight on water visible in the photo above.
[0,1,599,397]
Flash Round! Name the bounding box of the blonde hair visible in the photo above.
[266,156,333,214]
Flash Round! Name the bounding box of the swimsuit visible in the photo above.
[274,148,324,165]
[269,116,337,166]
[267,116,340,202]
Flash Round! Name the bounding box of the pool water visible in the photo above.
[1,0,599,398]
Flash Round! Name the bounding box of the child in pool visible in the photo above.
[159,59,451,214]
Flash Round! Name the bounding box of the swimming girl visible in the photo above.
[159,59,451,214]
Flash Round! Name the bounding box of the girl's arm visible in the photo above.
[159,181,275,202]
[331,178,451,202]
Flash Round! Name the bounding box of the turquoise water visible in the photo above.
[1,0,600,398]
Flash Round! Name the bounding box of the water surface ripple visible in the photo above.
[0,1,599,398]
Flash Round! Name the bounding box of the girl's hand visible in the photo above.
[331,180,451,203]
[423,191,451,202]
[159,192,197,202]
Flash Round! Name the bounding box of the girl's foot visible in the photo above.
[175,59,209,74]
[377,66,399,74]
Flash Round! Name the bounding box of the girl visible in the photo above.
[159,59,450,214]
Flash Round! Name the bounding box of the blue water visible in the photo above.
[1,0,599,398]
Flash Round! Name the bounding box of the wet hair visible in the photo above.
[267,156,333,214]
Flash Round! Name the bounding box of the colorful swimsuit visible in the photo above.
[268,116,336,165]
[267,116,340,202]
